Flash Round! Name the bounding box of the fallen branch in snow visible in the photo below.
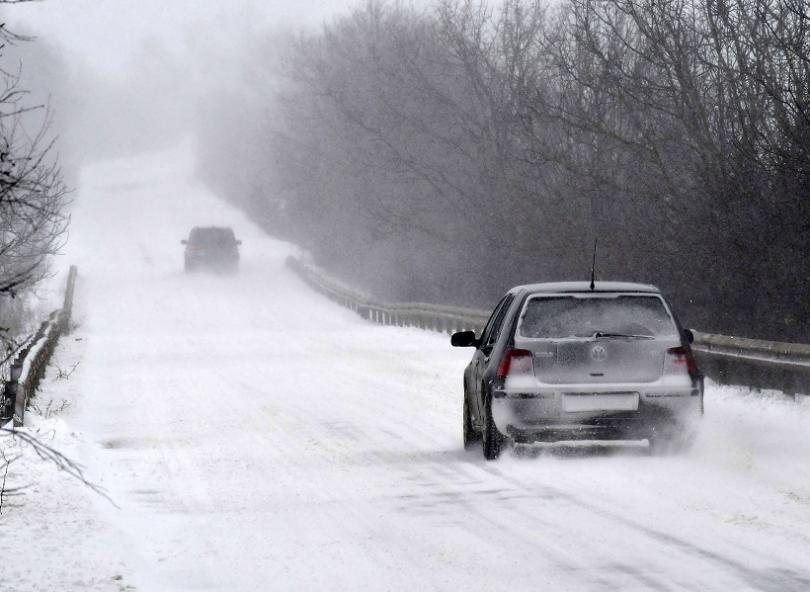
[0,426,119,511]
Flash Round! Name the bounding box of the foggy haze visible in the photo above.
[6,0,421,73]
[3,1,433,161]
[1,1,809,590]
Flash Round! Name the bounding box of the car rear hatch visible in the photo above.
[527,338,666,383]
[515,293,680,385]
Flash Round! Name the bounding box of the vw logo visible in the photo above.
[590,345,608,362]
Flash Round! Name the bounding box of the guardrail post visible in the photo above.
[1,386,10,423]
[2,364,18,424]
[9,358,24,427]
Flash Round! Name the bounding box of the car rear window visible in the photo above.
[190,227,236,245]
[518,294,678,339]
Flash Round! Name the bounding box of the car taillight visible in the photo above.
[667,346,698,377]
[497,348,534,378]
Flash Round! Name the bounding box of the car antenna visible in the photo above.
[589,238,597,291]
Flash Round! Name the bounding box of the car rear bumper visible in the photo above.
[185,254,239,269]
[491,383,702,442]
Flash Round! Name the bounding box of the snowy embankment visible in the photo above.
[1,144,810,592]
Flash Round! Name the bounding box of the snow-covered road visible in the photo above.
[4,145,810,591]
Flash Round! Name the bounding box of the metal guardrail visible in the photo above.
[288,256,810,398]
[1,266,78,426]
[692,332,810,398]
[287,257,490,334]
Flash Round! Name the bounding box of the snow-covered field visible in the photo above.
[2,145,810,591]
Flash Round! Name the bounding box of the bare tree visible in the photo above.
[0,10,69,370]
[0,30,68,297]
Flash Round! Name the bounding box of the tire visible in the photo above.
[463,396,480,450]
[482,397,503,460]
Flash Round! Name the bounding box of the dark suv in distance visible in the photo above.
[451,282,703,459]
[181,226,241,273]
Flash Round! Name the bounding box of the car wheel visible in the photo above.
[482,397,503,461]
[463,395,480,450]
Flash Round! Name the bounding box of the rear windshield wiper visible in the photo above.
[592,331,654,340]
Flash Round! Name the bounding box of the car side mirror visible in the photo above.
[683,329,694,344]
[451,330,479,348]
[181,240,188,245]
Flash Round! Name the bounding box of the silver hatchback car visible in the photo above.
[451,282,703,459]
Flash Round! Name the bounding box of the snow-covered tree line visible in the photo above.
[197,0,810,341]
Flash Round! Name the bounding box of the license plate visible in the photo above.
[562,393,639,413]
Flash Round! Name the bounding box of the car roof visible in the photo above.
[191,226,234,233]
[512,281,661,295]
[189,226,236,238]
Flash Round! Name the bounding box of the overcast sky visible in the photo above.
[5,0,433,75]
